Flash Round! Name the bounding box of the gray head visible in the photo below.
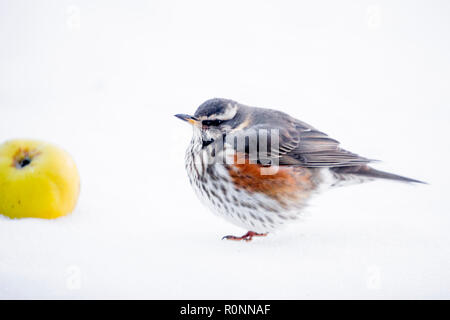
[175,98,250,144]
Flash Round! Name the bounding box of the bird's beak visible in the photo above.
[175,114,200,126]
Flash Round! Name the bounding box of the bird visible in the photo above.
[175,98,424,241]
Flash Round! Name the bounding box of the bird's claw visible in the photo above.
[222,231,268,242]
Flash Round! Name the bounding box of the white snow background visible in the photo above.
[1,0,449,299]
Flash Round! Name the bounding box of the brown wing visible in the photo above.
[228,111,373,168]
[278,120,374,167]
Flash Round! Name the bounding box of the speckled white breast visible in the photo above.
[185,140,311,233]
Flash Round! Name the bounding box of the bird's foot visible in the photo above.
[222,231,268,242]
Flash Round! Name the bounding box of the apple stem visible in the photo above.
[18,156,31,168]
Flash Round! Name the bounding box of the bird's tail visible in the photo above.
[331,165,426,184]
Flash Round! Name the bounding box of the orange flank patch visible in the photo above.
[227,154,315,204]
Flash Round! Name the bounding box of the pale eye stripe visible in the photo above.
[206,103,237,121]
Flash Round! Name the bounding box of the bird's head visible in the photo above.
[175,98,249,147]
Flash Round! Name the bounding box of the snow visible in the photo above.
[1,0,450,299]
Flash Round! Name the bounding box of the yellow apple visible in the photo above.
[0,139,80,219]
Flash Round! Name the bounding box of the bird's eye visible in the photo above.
[202,119,224,126]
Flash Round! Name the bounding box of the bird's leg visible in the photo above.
[222,231,268,242]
